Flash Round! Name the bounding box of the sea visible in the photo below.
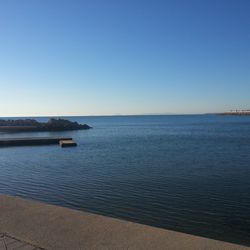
[0,115,250,245]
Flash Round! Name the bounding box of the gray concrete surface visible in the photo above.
[0,195,249,250]
[0,233,42,250]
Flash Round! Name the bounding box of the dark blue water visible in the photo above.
[1,115,250,245]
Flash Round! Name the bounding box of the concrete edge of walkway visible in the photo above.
[0,195,249,250]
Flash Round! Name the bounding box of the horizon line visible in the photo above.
[0,113,217,118]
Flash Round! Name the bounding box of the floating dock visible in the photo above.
[59,140,77,147]
[0,137,73,147]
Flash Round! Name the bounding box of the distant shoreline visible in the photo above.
[0,118,92,132]
[218,111,250,116]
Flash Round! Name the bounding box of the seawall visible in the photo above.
[0,195,249,250]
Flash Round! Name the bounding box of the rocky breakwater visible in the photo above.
[0,118,92,132]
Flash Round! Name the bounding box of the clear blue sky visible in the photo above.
[0,0,249,116]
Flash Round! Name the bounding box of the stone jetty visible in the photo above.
[0,137,73,147]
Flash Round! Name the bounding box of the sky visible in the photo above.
[0,0,249,116]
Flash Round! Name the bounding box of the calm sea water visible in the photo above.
[1,115,250,245]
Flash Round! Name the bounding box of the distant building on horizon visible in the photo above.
[222,110,250,115]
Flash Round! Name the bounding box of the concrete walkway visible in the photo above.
[0,233,43,250]
[0,195,249,250]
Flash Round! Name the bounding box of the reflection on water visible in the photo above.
[1,115,250,245]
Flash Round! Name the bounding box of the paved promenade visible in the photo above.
[0,195,249,250]
[0,233,43,250]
